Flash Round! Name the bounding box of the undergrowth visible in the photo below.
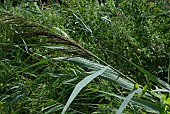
[0,0,170,113]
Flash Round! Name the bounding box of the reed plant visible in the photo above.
[0,0,169,113]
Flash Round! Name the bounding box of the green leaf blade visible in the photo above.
[61,66,108,114]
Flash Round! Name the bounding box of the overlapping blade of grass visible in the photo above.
[41,102,63,114]
[17,58,50,74]
[52,57,156,113]
[53,57,155,98]
[56,57,138,91]
[116,88,139,114]
[100,91,160,113]
[127,59,170,92]
[72,13,93,34]
[61,67,108,114]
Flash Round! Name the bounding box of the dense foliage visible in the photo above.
[0,0,170,113]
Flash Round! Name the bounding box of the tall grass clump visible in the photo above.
[0,0,169,113]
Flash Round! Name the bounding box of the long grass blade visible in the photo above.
[73,13,92,34]
[52,57,151,97]
[128,60,170,92]
[100,91,159,113]
[116,88,139,114]
[61,66,108,114]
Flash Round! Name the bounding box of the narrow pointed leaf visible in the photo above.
[116,88,139,114]
[128,60,170,92]
[61,67,108,114]
[100,91,159,113]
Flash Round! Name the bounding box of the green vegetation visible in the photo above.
[0,0,170,113]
